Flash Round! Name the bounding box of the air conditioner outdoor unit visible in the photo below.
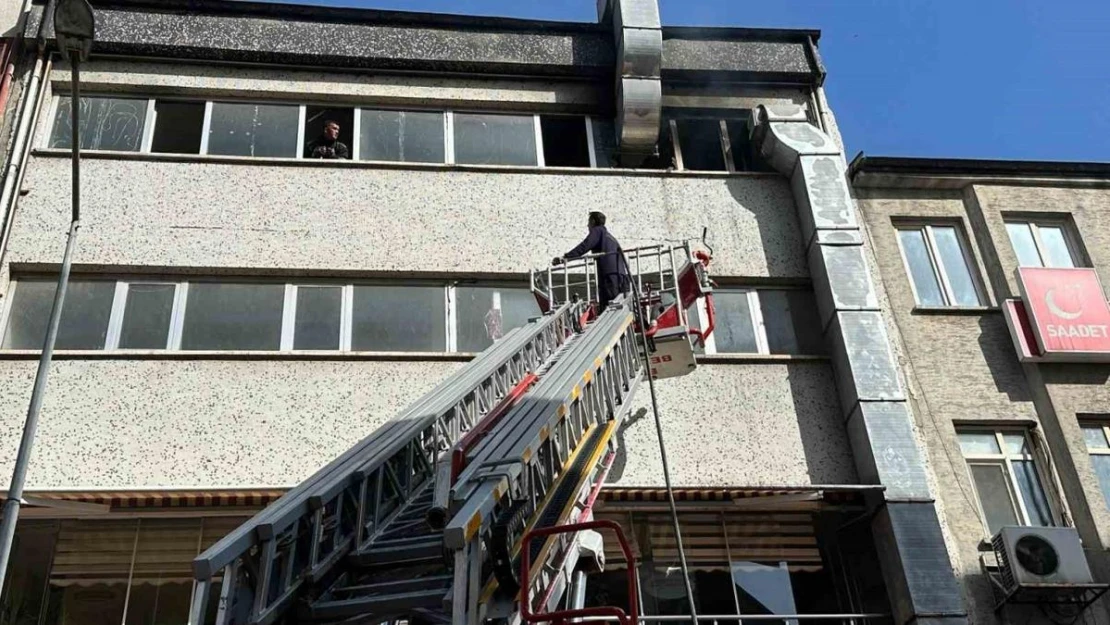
[992,526,1092,591]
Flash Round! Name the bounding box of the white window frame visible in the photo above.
[1081,422,1110,502]
[1004,218,1083,268]
[201,99,304,159]
[2,277,535,354]
[43,94,156,152]
[958,428,1055,532]
[896,223,984,307]
[697,288,770,356]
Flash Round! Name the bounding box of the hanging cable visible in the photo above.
[619,248,699,625]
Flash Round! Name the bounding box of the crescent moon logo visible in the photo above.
[1045,287,1083,320]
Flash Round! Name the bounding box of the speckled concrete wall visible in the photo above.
[7,157,807,279]
[50,61,604,113]
[611,361,856,487]
[0,359,851,490]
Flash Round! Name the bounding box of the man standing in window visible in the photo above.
[554,211,630,311]
[305,120,349,159]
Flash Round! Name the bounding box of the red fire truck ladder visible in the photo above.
[188,241,714,625]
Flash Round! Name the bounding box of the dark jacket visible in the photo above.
[565,226,627,277]
[306,136,350,159]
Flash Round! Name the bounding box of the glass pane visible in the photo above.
[118,284,176,349]
[180,283,284,350]
[124,583,191,625]
[674,118,727,171]
[207,103,299,157]
[50,96,146,152]
[359,109,444,163]
[759,290,824,355]
[1,280,114,349]
[1001,432,1030,455]
[294,286,342,350]
[713,291,759,353]
[1082,425,1109,450]
[589,117,617,168]
[969,463,1019,535]
[897,229,945,306]
[931,226,981,306]
[1036,225,1076,268]
[1091,455,1110,511]
[456,287,539,352]
[1014,460,1053,526]
[452,113,537,166]
[351,286,445,351]
[1,523,57,625]
[732,561,798,618]
[958,431,1001,456]
[1006,222,1043,267]
[47,584,127,625]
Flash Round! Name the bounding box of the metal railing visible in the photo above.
[189,304,579,625]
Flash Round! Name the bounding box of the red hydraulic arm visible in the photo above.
[450,372,539,483]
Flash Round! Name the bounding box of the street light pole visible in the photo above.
[0,0,94,591]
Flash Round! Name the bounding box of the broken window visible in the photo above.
[303,106,354,159]
[359,109,445,163]
[180,283,285,350]
[540,115,590,167]
[452,113,537,166]
[675,118,728,171]
[351,285,445,352]
[49,96,146,152]
[206,102,299,158]
[664,111,769,172]
[1,279,115,349]
[455,286,539,352]
[150,100,205,154]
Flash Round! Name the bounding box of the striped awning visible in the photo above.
[21,489,285,510]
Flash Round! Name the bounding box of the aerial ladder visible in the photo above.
[189,239,716,625]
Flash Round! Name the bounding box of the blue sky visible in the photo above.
[262,0,1110,162]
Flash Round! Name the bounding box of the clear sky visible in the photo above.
[259,0,1110,163]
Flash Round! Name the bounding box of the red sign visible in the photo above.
[1018,267,1110,359]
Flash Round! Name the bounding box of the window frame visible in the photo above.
[665,110,757,173]
[957,427,1056,532]
[1,276,540,354]
[697,287,806,356]
[1080,420,1110,508]
[895,222,985,308]
[1003,217,1084,268]
[46,94,603,168]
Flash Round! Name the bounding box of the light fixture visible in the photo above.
[54,0,96,62]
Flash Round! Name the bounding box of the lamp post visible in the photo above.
[0,0,95,590]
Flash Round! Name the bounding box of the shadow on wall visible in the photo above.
[725,177,808,281]
[786,365,859,485]
[607,407,648,484]
[977,315,1035,402]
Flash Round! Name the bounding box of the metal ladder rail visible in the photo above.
[190,304,578,625]
[450,305,636,505]
[444,305,641,552]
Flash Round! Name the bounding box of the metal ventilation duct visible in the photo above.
[599,0,662,166]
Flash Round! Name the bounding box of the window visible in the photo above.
[660,111,769,172]
[116,283,178,349]
[1004,219,1081,268]
[452,113,538,166]
[46,95,606,169]
[957,428,1054,535]
[540,115,591,167]
[456,286,540,352]
[1080,421,1110,510]
[700,288,823,355]
[49,96,147,152]
[206,102,300,158]
[289,285,344,350]
[896,224,983,307]
[358,109,445,163]
[180,283,286,350]
[0,279,115,349]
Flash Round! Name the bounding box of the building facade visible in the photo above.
[851,156,1110,624]
[0,1,1073,625]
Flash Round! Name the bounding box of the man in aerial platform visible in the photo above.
[554,211,630,310]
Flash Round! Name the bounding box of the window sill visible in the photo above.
[0,350,474,362]
[696,353,829,364]
[911,306,1000,316]
[30,148,782,179]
